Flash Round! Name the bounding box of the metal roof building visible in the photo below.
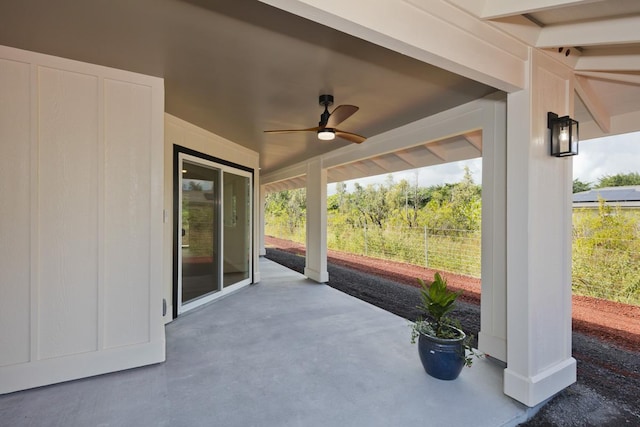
[573,186,640,209]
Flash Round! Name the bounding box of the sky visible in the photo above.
[328,131,640,194]
[573,131,640,186]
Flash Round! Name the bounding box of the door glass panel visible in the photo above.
[223,171,251,288]
[181,160,220,303]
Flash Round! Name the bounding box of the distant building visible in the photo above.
[573,186,640,209]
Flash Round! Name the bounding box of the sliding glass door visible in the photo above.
[178,153,252,314]
[223,171,251,287]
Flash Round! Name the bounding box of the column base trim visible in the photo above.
[504,357,576,407]
[304,267,328,283]
[478,331,506,362]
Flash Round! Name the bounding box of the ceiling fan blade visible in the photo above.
[335,129,366,144]
[264,126,320,134]
[327,105,359,127]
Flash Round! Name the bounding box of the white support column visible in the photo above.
[479,94,508,362]
[304,158,329,283]
[258,184,267,257]
[504,48,576,407]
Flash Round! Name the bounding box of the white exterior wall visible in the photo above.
[163,114,261,321]
[0,46,165,394]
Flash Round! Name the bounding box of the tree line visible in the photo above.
[266,167,482,233]
[266,171,640,233]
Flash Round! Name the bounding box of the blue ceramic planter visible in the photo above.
[417,327,466,381]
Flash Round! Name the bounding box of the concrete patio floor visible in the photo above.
[0,258,532,426]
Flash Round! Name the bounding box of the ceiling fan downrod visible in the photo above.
[319,94,334,126]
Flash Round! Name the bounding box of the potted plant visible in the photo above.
[410,272,479,380]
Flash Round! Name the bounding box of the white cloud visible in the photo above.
[574,131,640,185]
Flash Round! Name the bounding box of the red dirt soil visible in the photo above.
[265,236,640,353]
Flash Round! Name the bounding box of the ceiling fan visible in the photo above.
[264,94,366,144]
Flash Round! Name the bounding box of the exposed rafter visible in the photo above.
[463,132,483,151]
[575,71,640,86]
[369,157,397,172]
[536,16,640,48]
[425,143,448,161]
[327,167,351,183]
[480,0,603,20]
[576,52,640,71]
[574,75,611,133]
[391,151,420,169]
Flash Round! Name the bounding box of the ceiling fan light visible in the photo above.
[318,128,335,141]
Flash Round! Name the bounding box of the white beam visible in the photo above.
[536,16,640,48]
[575,71,640,86]
[576,52,640,72]
[574,75,611,134]
[260,0,527,92]
[481,0,602,20]
[324,97,491,169]
[485,15,542,47]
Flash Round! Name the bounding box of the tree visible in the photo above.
[386,178,421,227]
[352,183,388,228]
[595,172,640,188]
[573,178,591,193]
[449,167,482,231]
[265,188,306,232]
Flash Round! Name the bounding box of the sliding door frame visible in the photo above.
[173,146,254,318]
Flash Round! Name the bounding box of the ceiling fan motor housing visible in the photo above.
[264,94,365,143]
[319,94,334,107]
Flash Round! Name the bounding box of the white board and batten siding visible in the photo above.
[0,45,165,394]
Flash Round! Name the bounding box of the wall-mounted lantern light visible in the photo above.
[548,112,579,157]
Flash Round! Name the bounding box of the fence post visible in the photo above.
[363,223,368,256]
[424,226,428,268]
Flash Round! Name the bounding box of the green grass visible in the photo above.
[267,209,640,306]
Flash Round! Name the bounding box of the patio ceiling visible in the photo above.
[0,0,494,176]
[0,0,638,179]
[449,0,640,137]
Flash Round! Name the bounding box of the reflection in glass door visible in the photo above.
[179,159,220,310]
[177,152,253,315]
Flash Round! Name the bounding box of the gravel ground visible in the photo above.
[265,248,640,426]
